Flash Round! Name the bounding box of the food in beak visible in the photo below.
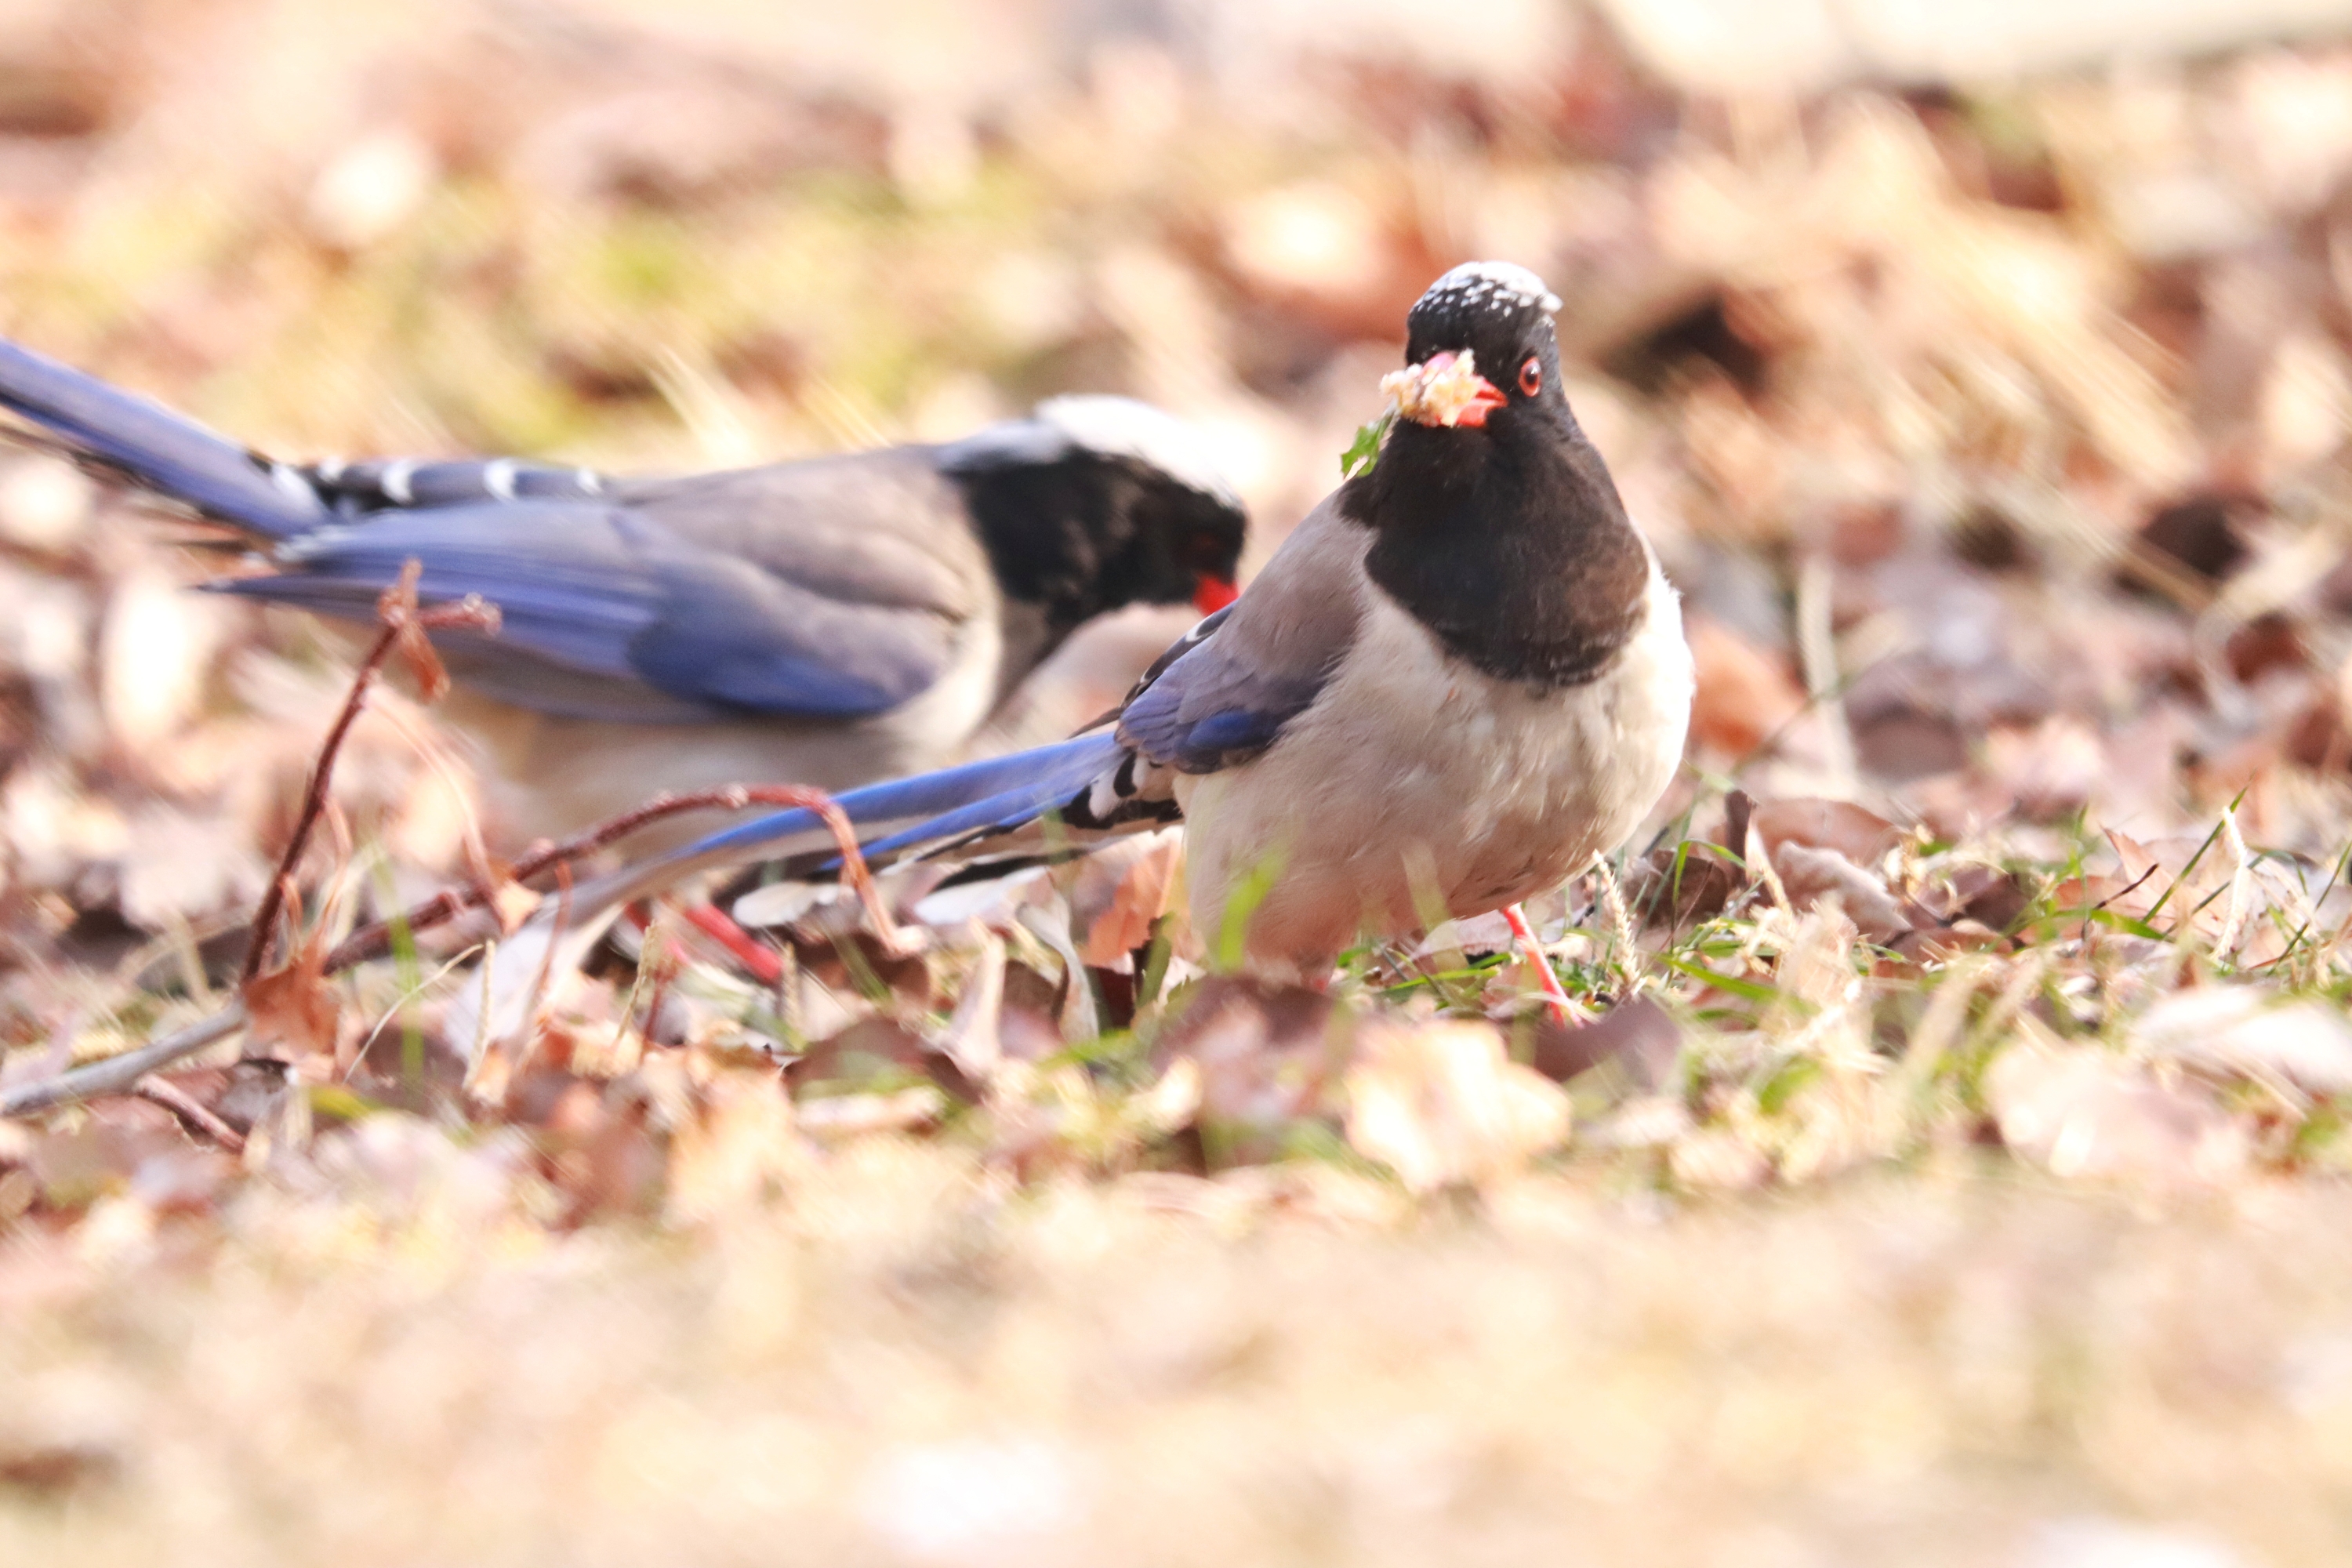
[1380,350,1508,428]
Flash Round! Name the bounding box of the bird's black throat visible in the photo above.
[1341,411,1650,688]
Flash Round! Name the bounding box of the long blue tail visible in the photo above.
[462,731,1131,1051]
[709,730,1116,858]
[0,338,329,539]
[461,719,1138,1053]
[580,729,1124,912]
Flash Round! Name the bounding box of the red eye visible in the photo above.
[1518,357,1542,397]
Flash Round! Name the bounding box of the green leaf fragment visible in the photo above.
[1341,408,1394,477]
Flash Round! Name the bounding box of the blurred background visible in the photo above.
[11,5,2352,1564]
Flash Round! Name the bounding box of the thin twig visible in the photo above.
[0,1006,247,1118]
[506,862,574,1074]
[5,564,501,1120]
[637,906,680,1052]
[344,945,488,1080]
[135,1077,249,1153]
[325,782,895,972]
[11,654,891,1123]
[243,560,499,985]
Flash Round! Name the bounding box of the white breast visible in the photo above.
[1181,562,1691,966]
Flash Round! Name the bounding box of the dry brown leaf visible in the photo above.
[1152,977,1346,1160]
[488,879,542,935]
[1628,840,1746,928]
[1750,797,1903,863]
[1344,1019,1571,1194]
[1067,830,1182,968]
[1686,612,1806,758]
[2099,829,2281,953]
[1668,1128,1772,1190]
[23,1122,184,1211]
[2132,988,2352,1097]
[128,1145,239,1215]
[793,1087,947,1138]
[931,932,1005,1083]
[1771,842,1912,941]
[1987,1042,2247,1184]
[118,804,267,929]
[1984,719,2108,820]
[0,1437,121,1498]
[241,934,342,1067]
[399,627,452,705]
[666,1069,800,1225]
[790,1017,978,1103]
[1528,996,1683,1090]
[561,1102,666,1222]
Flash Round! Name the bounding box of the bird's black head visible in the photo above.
[1386,260,1570,445]
[938,396,1247,642]
[1343,262,1650,689]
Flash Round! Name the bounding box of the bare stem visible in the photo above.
[136,1076,249,1152]
[243,560,499,985]
[0,1006,247,1118]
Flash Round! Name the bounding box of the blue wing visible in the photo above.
[215,500,956,722]
[1114,612,1327,773]
[1112,503,1363,773]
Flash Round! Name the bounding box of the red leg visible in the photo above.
[680,902,786,985]
[1501,902,1571,1024]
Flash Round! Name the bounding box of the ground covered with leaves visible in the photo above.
[7,2,2352,1563]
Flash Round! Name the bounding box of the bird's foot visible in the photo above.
[1501,902,1572,1024]
[679,903,784,985]
[624,898,785,986]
